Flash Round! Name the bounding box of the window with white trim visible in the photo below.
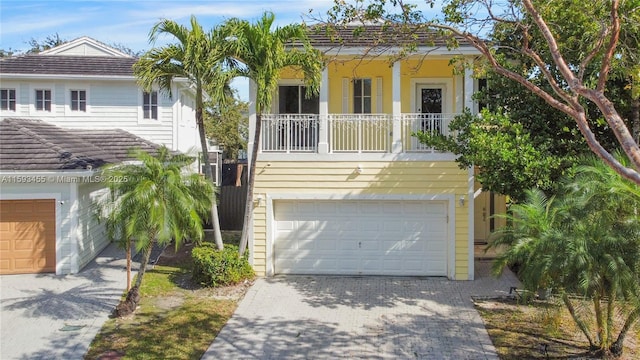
[1,89,16,111]
[70,90,87,112]
[143,91,158,120]
[35,89,52,111]
[353,78,371,114]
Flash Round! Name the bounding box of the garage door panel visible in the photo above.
[0,199,56,274]
[274,200,448,276]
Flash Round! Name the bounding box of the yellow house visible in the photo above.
[247,26,504,280]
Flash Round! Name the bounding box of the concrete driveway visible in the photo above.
[203,260,520,360]
[0,244,132,360]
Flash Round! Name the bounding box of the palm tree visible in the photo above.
[101,147,213,315]
[224,11,324,255]
[133,16,235,250]
[490,155,640,356]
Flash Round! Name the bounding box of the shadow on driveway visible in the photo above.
[202,261,520,359]
[0,243,136,360]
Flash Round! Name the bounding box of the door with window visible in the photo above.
[269,85,319,151]
[416,85,443,135]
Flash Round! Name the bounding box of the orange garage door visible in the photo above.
[0,199,56,275]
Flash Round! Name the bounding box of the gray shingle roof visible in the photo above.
[0,118,161,171]
[307,25,468,49]
[0,55,137,76]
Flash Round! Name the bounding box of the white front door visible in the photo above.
[273,200,449,276]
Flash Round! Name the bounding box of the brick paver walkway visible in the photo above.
[202,260,520,359]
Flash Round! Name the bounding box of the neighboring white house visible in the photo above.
[0,118,163,275]
[0,37,205,275]
[0,36,201,155]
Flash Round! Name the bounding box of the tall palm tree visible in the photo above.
[134,16,235,250]
[224,12,324,255]
[490,155,640,356]
[101,147,213,315]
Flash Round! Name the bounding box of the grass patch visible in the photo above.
[86,236,251,360]
[476,297,640,359]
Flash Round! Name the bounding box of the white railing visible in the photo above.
[401,113,456,152]
[261,114,319,152]
[260,113,458,154]
[329,114,392,153]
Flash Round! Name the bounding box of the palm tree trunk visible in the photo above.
[133,241,154,290]
[239,112,261,255]
[610,307,640,356]
[562,293,596,348]
[605,291,615,348]
[126,241,131,291]
[115,241,153,317]
[196,105,224,250]
[593,295,605,349]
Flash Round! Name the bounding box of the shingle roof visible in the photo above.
[0,118,161,171]
[307,25,468,49]
[0,55,137,76]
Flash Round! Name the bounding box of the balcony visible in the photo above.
[261,113,457,154]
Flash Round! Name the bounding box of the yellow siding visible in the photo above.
[280,57,460,115]
[251,160,471,279]
[326,60,393,113]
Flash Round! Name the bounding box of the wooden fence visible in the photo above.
[218,184,247,230]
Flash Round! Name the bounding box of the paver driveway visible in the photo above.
[0,244,131,360]
[202,260,520,359]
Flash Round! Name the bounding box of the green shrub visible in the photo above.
[191,244,254,287]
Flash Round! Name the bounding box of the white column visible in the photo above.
[318,67,329,154]
[248,79,257,175]
[391,61,402,153]
[464,60,475,113]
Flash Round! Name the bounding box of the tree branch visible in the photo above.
[597,0,621,92]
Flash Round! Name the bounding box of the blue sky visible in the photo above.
[0,0,338,100]
[0,0,337,53]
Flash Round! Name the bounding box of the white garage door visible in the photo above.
[274,200,448,276]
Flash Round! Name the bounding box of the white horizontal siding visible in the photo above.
[0,79,200,152]
[76,182,110,270]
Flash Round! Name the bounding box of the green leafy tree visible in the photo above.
[100,147,214,316]
[204,96,249,162]
[322,0,640,185]
[490,155,640,356]
[223,12,324,254]
[134,16,237,250]
[416,109,567,202]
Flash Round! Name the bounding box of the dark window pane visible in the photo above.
[363,97,371,113]
[278,86,300,114]
[421,88,442,113]
[301,87,319,113]
[354,97,362,114]
[363,79,371,96]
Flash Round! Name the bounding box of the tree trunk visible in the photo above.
[610,307,640,356]
[631,96,639,144]
[113,242,153,317]
[126,241,131,291]
[562,293,596,349]
[594,295,605,349]
[606,292,616,349]
[239,112,262,256]
[196,103,223,250]
[133,242,154,290]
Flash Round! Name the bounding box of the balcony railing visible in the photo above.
[261,113,457,154]
[329,114,392,153]
[261,114,319,152]
[401,113,456,153]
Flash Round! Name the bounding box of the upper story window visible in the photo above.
[278,85,319,114]
[70,90,87,112]
[353,78,371,114]
[35,89,52,112]
[1,89,16,111]
[143,91,158,120]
